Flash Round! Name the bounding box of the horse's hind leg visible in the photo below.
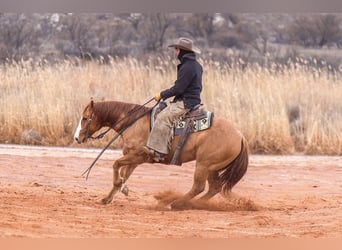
[171,163,208,210]
[199,171,221,201]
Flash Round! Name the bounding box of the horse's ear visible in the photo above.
[90,97,94,108]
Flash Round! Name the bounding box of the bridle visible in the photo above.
[82,111,111,141]
[81,98,157,142]
[83,112,94,142]
[81,97,157,180]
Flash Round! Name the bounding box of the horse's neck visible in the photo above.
[96,101,150,131]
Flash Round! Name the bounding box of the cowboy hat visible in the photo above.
[168,37,201,54]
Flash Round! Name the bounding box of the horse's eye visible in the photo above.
[82,117,87,121]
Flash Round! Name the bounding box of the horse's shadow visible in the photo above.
[151,190,261,212]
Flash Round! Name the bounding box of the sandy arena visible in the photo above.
[0,144,341,238]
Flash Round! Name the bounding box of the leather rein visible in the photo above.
[82,98,157,180]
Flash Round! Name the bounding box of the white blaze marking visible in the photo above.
[74,118,82,140]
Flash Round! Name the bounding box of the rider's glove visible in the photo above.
[154,93,161,101]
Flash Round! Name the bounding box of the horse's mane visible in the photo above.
[93,101,151,127]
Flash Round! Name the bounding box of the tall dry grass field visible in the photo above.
[0,57,341,155]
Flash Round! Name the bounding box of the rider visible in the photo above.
[143,37,203,162]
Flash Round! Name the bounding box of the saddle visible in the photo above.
[151,101,214,165]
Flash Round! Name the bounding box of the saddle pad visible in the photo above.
[150,104,214,135]
[174,111,214,136]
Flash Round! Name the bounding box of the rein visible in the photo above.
[87,98,156,141]
[84,113,94,140]
[83,112,111,141]
[82,97,157,180]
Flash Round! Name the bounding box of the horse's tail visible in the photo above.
[219,137,249,194]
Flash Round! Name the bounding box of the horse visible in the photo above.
[74,98,249,209]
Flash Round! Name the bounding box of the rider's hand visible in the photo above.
[154,93,161,101]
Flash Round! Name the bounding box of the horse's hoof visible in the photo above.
[171,200,187,210]
[100,197,112,205]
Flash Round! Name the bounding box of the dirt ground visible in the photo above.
[0,144,341,238]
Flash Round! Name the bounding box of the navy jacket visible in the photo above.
[160,53,203,109]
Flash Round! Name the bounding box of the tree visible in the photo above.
[187,13,216,45]
[0,14,41,61]
[58,14,96,57]
[316,14,342,47]
[288,14,342,48]
[138,13,172,52]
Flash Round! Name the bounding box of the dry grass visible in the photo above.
[0,56,341,155]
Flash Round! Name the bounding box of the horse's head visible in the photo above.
[74,98,102,143]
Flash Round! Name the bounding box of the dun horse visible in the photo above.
[74,99,248,209]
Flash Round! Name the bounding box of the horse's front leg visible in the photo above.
[100,160,123,204]
[100,152,144,204]
[118,164,138,196]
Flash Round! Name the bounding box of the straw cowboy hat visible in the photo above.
[168,37,201,54]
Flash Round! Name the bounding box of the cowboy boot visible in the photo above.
[142,146,165,162]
